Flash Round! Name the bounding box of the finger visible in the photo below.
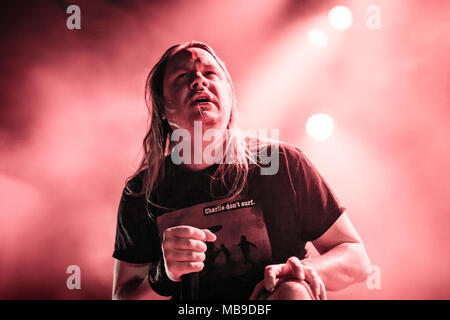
[264,264,283,292]
[164,225,212,241]
[283,256,305,281]
[277,259,301,282]
[178,261,204,274]
[165,261,204,280]
[201,229,217,242]
[163,237,207,252]
[318,278,327,300]
[249,281,265,300]
[305,268,321,299]
[164,249,206,262]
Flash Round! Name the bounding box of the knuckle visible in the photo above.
[164,227,174,237]
[188,261,203,270]
[264,265,274,272]
[165,260,176,271]
[264,266,276,278]
[161,241,170,251]
[162,249,172,260]
[310,268,319,277]
[292,261,302,271]
[196,262,204,271]
[184,227,193,237]
[288,256,299,263]
[190,251,205,261]
[289,257,302,269]
[195,241,206,252]
[312,273,321,283]
[188,227,198,237]
[187,239,196,248]
[198,252,206,261]
[188,251,197,260]
[304,264,314,272]
[312,272,319,280]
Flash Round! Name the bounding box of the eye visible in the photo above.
[204,70,218,78]
[177,73,187,79]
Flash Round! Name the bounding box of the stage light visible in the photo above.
[328,6,353,30]
[307,29,328,48]
[306,113,334,140]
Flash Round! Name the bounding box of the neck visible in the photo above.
[182,162,215,171]
[170,134,226,171]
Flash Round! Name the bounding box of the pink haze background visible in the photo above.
[0,0,449,299]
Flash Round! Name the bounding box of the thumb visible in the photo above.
[202,229,217,242]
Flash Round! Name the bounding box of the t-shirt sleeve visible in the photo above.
[294,150,346,242]
[112,175,162,264]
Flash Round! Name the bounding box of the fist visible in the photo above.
[161,225,217,282]
[263,256,326,300]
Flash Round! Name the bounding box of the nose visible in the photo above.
[189,71,208,90]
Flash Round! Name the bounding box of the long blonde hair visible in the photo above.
[127,41,256,209]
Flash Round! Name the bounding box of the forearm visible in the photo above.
[113,276,169,300]
[301,242,371,291]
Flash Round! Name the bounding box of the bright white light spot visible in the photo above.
[328,6,353,30]
[306,113,334,140]
[307,29,328,48]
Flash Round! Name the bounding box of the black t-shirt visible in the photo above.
[112,143,345,299]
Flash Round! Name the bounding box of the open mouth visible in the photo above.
[195,98,212,104]
[191,94,215,106]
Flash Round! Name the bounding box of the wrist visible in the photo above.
[148,258,180,297]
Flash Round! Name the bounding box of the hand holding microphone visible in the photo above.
[161,225,217,282]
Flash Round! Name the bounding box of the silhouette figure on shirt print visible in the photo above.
[234,235,257,265]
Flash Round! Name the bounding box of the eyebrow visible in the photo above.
[200,63,219,69]
[170,63,219,73]
[169,67,188,74]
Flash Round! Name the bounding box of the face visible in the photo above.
[162,47,233,134]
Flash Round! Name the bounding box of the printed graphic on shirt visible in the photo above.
[157,196,272,284]
[203,198,256,216]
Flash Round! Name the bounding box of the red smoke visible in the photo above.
[0,0,449,299]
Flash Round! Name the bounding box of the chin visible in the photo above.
[200,118,221,129]
[191,112,220,124]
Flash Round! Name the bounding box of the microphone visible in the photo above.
[180,225,222,300]
[181,273,199,300]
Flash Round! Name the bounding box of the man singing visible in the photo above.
[112,41,371,300]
